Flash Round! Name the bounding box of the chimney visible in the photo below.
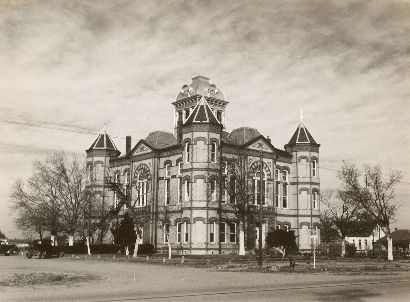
[266,136,271,144]
[177,119,183,145]
[126,136,131,155]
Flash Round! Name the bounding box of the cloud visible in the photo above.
[0,0,409,235]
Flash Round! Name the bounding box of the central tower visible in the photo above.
[172,76,229,134]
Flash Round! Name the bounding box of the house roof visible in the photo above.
[176,76,225,102]
[287,122,318,145]
[145,131,178,149]
[379,229,410,243]
[88,129,118,151]
[184,95,220,125]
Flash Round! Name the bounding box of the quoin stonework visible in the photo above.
[85,76,321,254]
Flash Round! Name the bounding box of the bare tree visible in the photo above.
[220,154,256,256]
[321,189,373,257]
[10,154,66,240]
[339,162,402,260]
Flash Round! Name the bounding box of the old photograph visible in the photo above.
[1,0,410,301]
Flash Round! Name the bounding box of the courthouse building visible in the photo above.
[85,76,321,254]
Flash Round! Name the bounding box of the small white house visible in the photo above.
[345,225,386,253]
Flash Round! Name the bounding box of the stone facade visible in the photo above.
[85,76,321,254]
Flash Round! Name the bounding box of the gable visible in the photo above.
[247,139,273,152]
[131,142,152,155]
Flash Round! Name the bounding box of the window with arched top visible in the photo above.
[185,142,191,163]
[249,161,271,206]
[134,164,151,207]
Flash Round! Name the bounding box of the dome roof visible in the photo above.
[145,131,177,149]
[175,76,225,102]
[228,127,261,145]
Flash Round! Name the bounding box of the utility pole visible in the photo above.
[258,154,263,267]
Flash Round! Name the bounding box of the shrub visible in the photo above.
[345,242,357,258]
[328,243,342,259]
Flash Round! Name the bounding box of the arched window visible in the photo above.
[134,164,150,208]
[211,142,217,162]
[185,142,191,163]
[312,159,318,177]
[312,191,318,209]
[282,170,289,208]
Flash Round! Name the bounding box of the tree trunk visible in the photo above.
[167,241,172,260]
[133,236,139,258]
[387,235,393,261]
[68,235,74,247]
[86,237,91,256]
[341,238,346,257]
[239,221,245,255]
[125,246,129,256]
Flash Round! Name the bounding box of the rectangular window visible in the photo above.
[220,222,226,243]
[184,222,189,243]
[177,223,182,243]
[211,180,216,201]
[229,178,236,204]
[283,183,288,208]
[221,177,226,203]
[185,180,190,201]
[138,181,148,207]
[178,161,182,175]
[211,142,217,162]
[164,224,170,243]
[165,179,170,205]
[229,223,236,243]
[209,222,215,243]
[185,142,191,163]
[282,170,288,182]
[254,179,266,205]
[165,164,171,178]
[124,171,130,184]
[275,182,280,208]
[312,160,317,177]
[312,192,318,209]
[178,178,183,204]
[222,161,227,175]
[283,225,289,232]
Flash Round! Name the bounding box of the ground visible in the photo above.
[1,255,410,301]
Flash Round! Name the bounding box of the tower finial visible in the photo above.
[300,108,303,123]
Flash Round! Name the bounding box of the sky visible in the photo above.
[0,0,409,237]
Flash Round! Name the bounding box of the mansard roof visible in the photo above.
[176,76,225,102]
[184,96,220,125]
[145,131,178,149]
[287,122,318,145]
[88,129,118,152]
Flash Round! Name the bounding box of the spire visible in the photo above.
[184,95,220,125]
[287,112,318,146]
[88,126,119,151]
